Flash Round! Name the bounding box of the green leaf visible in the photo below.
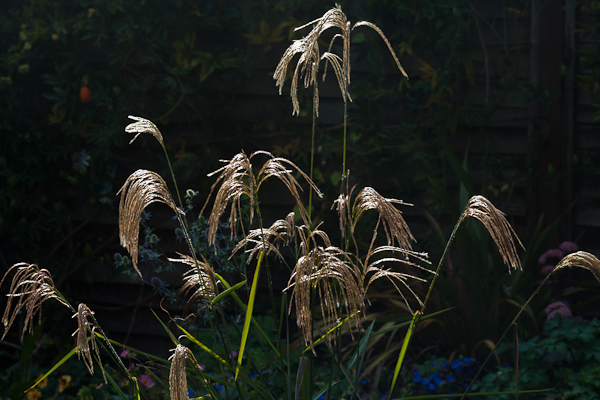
[235,250,264,380]
[390,310,420,396]
[212,279,247,306]
[27,346,78,391]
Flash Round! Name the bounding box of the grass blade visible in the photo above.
[235,250,264,380]
[212,279,247,306]
[389,310,420,397]
[150,308,178,345]
[104,367,129,400]
[177,325,229,366]
[303,312,358,353]
[27,346,78,391]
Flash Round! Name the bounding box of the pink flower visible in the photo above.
[559,241,578,254]
[541,265,554,275]
[545,301,572,320]
[139,374,155,388]
[120,349,130,358]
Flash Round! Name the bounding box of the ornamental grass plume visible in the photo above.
[125,115,165,147]
[118,169,182,277]
[202,151,321,247]
[169,253,216,307]
[1,263,69,340]
[285,244,364,351]
[551,251,600,283]
[230,212,296,264]
[169,344,203,400]
[460,195,524,272]
[72,303,107,381]
[274,4,408,116]
[352,187,415,250]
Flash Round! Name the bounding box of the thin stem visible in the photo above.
[309,68,318,222]
[460,273,552,400]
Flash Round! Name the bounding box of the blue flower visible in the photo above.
[414,370,422,375]
[188,389,196,397]
[359,380,367,384]
[432,361,438,366]
[215,384,223,391]
[422,379,430,385]
[413,376,422,383]
[434,377,442,385]
[446,374,455,383]
[428,383,436,391]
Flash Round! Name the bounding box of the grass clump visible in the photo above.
[2,5,599,400]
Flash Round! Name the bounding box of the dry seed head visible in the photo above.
[169,344,193,400]
[72,303,107,382]
[285,245,364,351]
[254,151,322,226]
[351,21,408,79]
[460,195,524,272]
[125,116,164,147]
[353,187,415,250]
[231,212,296,264]
[118,169,180,277]
[274,5,350,116]
[203,151,321,247]
[169,253,216,307]
[203,151,254,248]
[552,251,600,283]
[364,245,432,313]
[1,263,69,340]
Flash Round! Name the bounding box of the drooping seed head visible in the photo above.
[125,116,164,147]
[551,251,600,282]
[460,195,524,272]
[72,303,106,382]
[118,169,180,277]
[1,263,69,340]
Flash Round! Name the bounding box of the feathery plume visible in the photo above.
[1,263,69,340]
[274,5,350,116]
[203,151,321,247]
[169,344,193,400]
[125,116,164,147]
[169,254,216,307]
[552,251,600,283]
[460,195,524,272]
[363,245,432,313]
[231,212,296,264]
[118,169,181,277]
[352,187,415,250]
[72,303,106,381]
[285,245,364,351]
[203,151,254,248]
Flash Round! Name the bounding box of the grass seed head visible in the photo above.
[72,303,106,382]
[169,344,192,400]
[170,254,216,307]
[552,251,600,282]
[118,169,179,277]
[125,116,164,147]
[1,263,69,340]
[460,195,524,272]
[353,187,415,250]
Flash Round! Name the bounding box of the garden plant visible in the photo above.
[2,5,600,400]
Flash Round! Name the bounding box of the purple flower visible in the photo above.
[559,241,578,254]
[120,349,130,358]
[139,375,155,388]
[539,249,564,265]
[545,301,572,320]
